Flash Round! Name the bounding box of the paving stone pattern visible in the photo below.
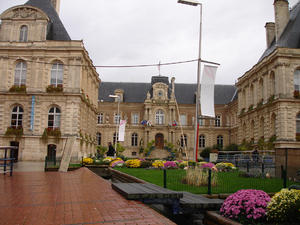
[0,168,176,225]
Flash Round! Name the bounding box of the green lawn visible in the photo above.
[114,168,298,194]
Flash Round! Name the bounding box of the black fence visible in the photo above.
[164,166,298,195]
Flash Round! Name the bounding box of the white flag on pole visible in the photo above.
[118,120,126,141]
[201,65,218,118]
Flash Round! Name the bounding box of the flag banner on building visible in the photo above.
[118,120,126,141]
[172,120,177,126]
[141,120,147,125]
[201,65,218,118]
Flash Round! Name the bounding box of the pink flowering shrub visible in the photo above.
[164,161,178,169]
[111,160,125,168]
[220,189,271,223]
[201,162,215,169]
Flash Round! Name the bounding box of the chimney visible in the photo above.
[171,77,175,93]
[265,22,275,48]
[51,0,61,15]
[274,0,289,42]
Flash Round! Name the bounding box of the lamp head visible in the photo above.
[178,0,200,6]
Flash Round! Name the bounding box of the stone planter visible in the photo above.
[202,211,242,225]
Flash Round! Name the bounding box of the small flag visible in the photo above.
[141,120,147,125]
[172,120,177,126]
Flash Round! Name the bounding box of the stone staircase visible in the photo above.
[147,148,175,159]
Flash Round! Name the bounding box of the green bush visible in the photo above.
[140,160,153,168]
[223,143,239,152]
[267,188,300,223]
[200,147,211,158]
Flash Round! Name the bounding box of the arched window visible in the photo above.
[155,110,164,124]
[217,135,223,147]
[270,72,276,95]
[11,106,23,128]
[294,70,300,92]
[48,107,61,129]
[19,25,28,42]
[14,62,27,86]
[296,114,300,133]
[96,132,101,145]
[181,134,187,147]
[131,133,138,146]
[50,63,63,87]
[271,114,276,136]
[250,120,255,139]
[199,135,205,148]
[250,84,254,105]
[259,78,264,100]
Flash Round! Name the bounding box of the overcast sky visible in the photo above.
[1,0,300,84]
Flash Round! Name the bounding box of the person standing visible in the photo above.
[252,147,260,163]
[106,142,115,157]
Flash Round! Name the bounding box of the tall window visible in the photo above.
[132,113,139,124]
[131,133,138,146]
[96,132,101,145]
[50,63,63,87]
[114,113,120,124]
[113,133,119,144]
[217,135,223,146]
[215,116,221,127]
[181,135,187,147]
[155,110,164,124]
[19,25,28,42]
[14,62,27,86]
[97,113,103,124]
[180,115,186,126]
[48,107,61,129]
[294,70,300,91]
[199,135,205,148]
[271,72,276,95]
[259,79,264,100]
[199,118,204,126]
[11,106,23,128]
[296,114,300,133]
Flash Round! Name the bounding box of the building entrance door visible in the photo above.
[47,144,56,159]
[155,133,164,149]
[10,141,19,162]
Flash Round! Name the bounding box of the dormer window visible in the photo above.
[19,26,28,42]
[114,89,124,102]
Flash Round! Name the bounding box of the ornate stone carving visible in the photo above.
[12,8,38,19]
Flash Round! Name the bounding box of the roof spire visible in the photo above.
[158,61,161,76]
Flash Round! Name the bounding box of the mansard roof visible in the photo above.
[258,1,300,62]
[25,0,71,41]
[98,80,237,105]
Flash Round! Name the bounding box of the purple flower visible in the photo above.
[201,162,215,168]
[220,189,271,222]
[164,161,178,169]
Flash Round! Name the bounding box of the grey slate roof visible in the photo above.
[258,1,300,62]
[25,0,71,41]
[98,77,237,105]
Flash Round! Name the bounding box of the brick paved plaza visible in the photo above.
[0,168,176,225]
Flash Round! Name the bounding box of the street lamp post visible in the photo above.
[178,0,202,162]
[109,95,120,158]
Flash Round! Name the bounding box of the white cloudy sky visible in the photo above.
[1,0,299,84]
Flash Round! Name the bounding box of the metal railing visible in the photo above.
[44,156,81,168]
